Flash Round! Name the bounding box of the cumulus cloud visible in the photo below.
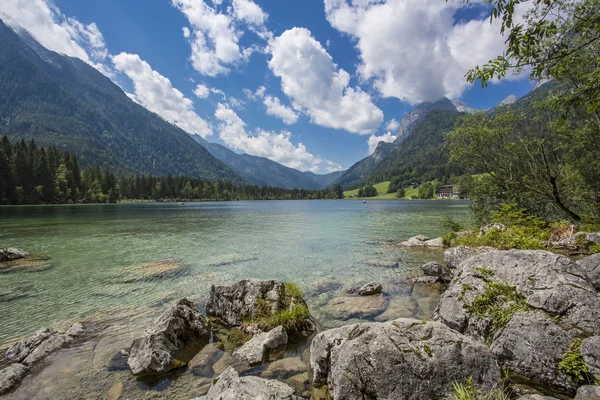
[324,0,528,104]
[386,118,400,132]
[367,131,397,154]
[263,96,299,125]
[268,27,383,134]
[112,52,213,138]
[231,0,267,26]
[215,103,341,172]
[0,0,109,72]
[193,84,211,98]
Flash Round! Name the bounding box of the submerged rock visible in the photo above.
[197,366,302,400]
[577,253,600,290]
[310,318,501,400]
[0,255,51,274]
[322,295,388,321]
[232,326,288,366]
[128,298,210,376]
[398,235,445,247]
[357,282,382,296]
[112,259,184,283]
[0,363,28,395]
[261,356,307,379]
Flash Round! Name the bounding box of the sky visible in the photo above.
[0,0,536,174]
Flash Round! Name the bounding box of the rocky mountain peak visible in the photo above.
[394,97,457,144]
[499,94,517,106]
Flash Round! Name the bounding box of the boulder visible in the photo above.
[206,280,314,335]
[581,336,600,377]
[577,253,600,290]
[357,283,382,296]
[424,237,444,247]
[587,233,600,244]
[310,318,501,400]
[411,276,441,284]
[261,356,307,379]
[490,311,578,392]
[422,261,452,282]
[322,295,388,321]
[0,363,28,395]
[435,250,600,337]
[397,235,445,247]
[575,385,600,400]
[128,298,210,376]
[516,396,559,400]
[444,246,495,270]
[434,250,600,393]
[197,366,302,400]
[479,223,507,236]
[232,326,288,366]
[415,235,430,241]
[4,248,29,261]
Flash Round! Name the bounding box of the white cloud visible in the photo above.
[386,119,400,132]
[112,52,213,138]
[263,96,299,125]
[172,0,242,77]
[0,0,109,72]
[324,0,528,104]
[215,103,341,172]
[193,84,211,98]
[231,0,267,26]
[368,131,397,154]
[268,28,383,135]
[182,26,191,38]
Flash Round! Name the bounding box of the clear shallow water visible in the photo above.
[0,200,470,344]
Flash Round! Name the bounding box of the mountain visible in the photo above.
[303,170,345,188]
[452,100,476,114]
[332,97,458,189]
[367,109,462,186]
[191,134,336,189]
[0,19,238,180]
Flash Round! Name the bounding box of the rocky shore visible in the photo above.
[1,244,599,399]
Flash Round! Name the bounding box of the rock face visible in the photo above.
[577,253,600,290]
[0,248,29,262]
[357,282,382,296]
[310,318,501,400]
[232,326,288,365]
[581,336,600,377]
[444,246,495,270]
[197,367,302,400]
[435,250,600,393]
[128,298,210,376]
[575,385,600,400]
[587,233,600,244]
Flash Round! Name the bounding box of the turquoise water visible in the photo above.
[0,200,470,343]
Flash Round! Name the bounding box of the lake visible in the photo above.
[0,200,470,344]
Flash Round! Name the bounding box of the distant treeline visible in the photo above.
[0,136,344,205]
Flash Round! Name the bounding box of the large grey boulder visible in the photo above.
[587,233,600,244]
[398,236,445,247]
[128,298,210,376]
[435,250,600,337]
[581,336,600,377]
[310,318,501,400]
[0,363,28,395]
[434,250,600,393]
[422,261,452,283]
[444,246,495,270]
[577,253,600,290]
[197,366,302,400]
[1,248,29,262]
[575,385,600,399]
[233,326,288,365]
[490,311,578,392]
[206,279,314,335]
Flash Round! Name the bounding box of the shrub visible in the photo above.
[447,377,509,400]
[590,243,600,254]
[559,337,593,383]
[442,216,464,232]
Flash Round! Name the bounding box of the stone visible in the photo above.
[357,282,382,296]
[206,279,314,335]
[112,259,183,283]
[106,382,123,400]
[261,356,307,379]
[197,366,302,400]
[188,343,224,375]
[397,235,445,247]
[286,372,309,394]
[422,261,452,282]
[516,396,559,400]
[490,311,578,392]
[444,246,495,270]
[415,235,430,241]
[587,233,600,244]
[479,223,507,236]
[581,336,600,377]
[310,318,501,400]
[575,385,600,400]
[322,295,388,321]
[424,237,444,247]
[577,253,600,290]
[308,278,343,296]
[4,248,29,261]
[233,326,288,366]
[0,363,28,395]
[411,276,441,284]
[374,297,418,322]
[127,298,210,376]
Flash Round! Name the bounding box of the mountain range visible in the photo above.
[0,18,548,192]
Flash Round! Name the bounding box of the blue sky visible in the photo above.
[1,0,535,173]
